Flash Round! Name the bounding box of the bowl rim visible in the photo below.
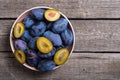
[10,6,75,71]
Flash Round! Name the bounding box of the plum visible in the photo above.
[28,37,38,50]
[37,59,56,71]
[23,16,34,28]
[61,29,73,46]
[13,22,25,38]
[52,18,68,33]
[14,39,27,51]
[36,37,53,53]
[44,9,60,22]
[25,50,39,67]
[21,30,32,42]
[30,22,46,37]
[54,48,69,65]
[14,50,26,64]
[31,8,45,20]
[44,31,62,46]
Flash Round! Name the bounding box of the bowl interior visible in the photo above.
[10,6,75,71]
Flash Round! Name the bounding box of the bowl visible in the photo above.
[10,6,75,71]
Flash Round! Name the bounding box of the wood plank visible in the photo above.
[1,52,120,80]
[0,20,13,36]
[2,20,120,51]
[73,20,120,52]
[1,0,120,18]
[0,36,11,51]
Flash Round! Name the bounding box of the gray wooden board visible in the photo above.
[1,0,120,80]
[1,52,120,80]
[1,0,120,18]
[1,20,120,51]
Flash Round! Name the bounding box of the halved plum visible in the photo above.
[13,22,25,38]
[14,50,26,64]
[54,48,69,65]
[44,9,60,22]
[37,37,53,54]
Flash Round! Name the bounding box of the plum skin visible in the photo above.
[21,30,32,43]
[61,29,73,46]
[25,50,39,67]
[31,8,45,20]
[23,16,34,28]
[14,39,27,51]
[37,60,56,71]
[44,31,62,46]
[28,37,38,50]
[52,18,68,33]
[30,22,46,37]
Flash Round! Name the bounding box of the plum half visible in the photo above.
[44,9,60,22]
[13,22,25,38]
[14,50,26,64]
[54,48,69,65]
[36,37,53,54]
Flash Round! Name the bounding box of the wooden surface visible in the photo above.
[1,0,120,80]
[1,0,120,18]
[1,53,120,80]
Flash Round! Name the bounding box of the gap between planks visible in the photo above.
[2,52,120,60]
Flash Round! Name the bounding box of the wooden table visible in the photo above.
[1,0,120,80]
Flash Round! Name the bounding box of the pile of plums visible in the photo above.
[13,8,73,71]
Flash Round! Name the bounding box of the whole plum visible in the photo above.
[14,39,27,51]
[61,29,73,46]
[21,30,32,42]
[37,59,56,71]
[52,18,68,33]
[23,16,34,28]
[30,22,46,37]
[44,31,62,46]
[28,37,38,50]
[25,50,39,67]
[31,8,45,20]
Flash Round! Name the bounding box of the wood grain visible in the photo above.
[1,0,120,80]
[1,20,120,52]
[1,52,120,80]
[1,0,120,18]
